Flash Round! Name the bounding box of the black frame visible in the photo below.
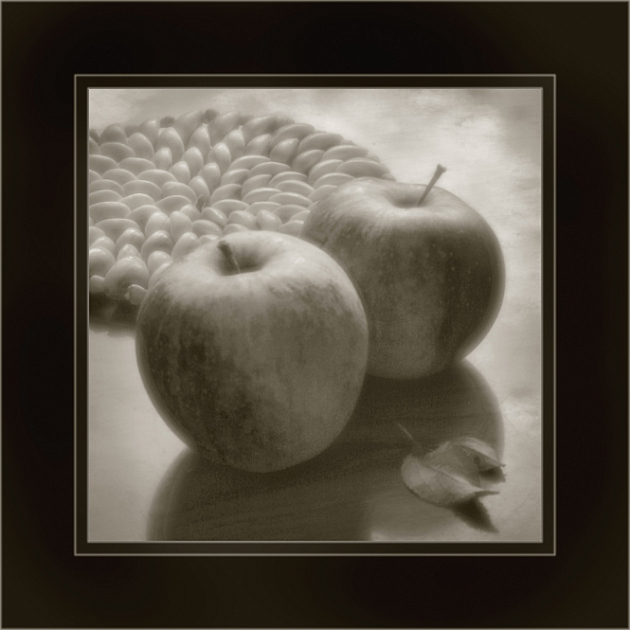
[3,2,627,628]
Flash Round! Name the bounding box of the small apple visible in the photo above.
[135,231,369,472]
[301,166,505,379]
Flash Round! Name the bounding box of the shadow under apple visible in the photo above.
[147,439,370,541]
[147,360,503,541]
[349,359,505,538]
[354,359,504,457]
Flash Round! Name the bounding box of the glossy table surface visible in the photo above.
[88,88,543,544]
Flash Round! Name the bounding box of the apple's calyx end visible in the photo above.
[217,239,241,274]
[417,164,446,207]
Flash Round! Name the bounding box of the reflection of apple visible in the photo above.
[146,361,503,541]
[136,232,368,472]
[301,167,505,379]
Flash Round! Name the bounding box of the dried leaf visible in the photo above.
[424,441,478,478]
[450,436,505,471]
[401,453,498,506]
[399,431,505,507]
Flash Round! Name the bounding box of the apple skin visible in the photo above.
[301,177,505,379]
[135,231,369,472]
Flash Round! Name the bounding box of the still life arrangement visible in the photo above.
[88,101,512,537]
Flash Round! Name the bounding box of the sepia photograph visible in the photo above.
[4,0,627,626]
[85,84,545,547]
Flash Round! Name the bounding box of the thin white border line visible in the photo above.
[76,553,555,557]
[80,80,551,554]
[0,29,3,576]
[78,73,556,77]
[74,76,78,556]
[552,74,558,555]
[61,0,627,2]
[78,77,555,556]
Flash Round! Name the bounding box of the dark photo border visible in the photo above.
[3,2,628,628]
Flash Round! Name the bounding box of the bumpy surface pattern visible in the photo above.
[88,108,394,319]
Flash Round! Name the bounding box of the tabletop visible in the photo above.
[87,87,542,544]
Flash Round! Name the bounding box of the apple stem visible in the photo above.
[416,164,446,206]
[217,240,241,274]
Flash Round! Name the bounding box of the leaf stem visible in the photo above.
[218,240,241,274]
[417,164,446,206]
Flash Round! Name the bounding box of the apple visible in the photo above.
[135,231,369,472]
[300,166,505,379]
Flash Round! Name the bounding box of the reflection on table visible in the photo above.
[148,361,503,541]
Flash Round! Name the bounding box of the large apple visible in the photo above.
[135,231,369,472]
[300,167,505,379]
